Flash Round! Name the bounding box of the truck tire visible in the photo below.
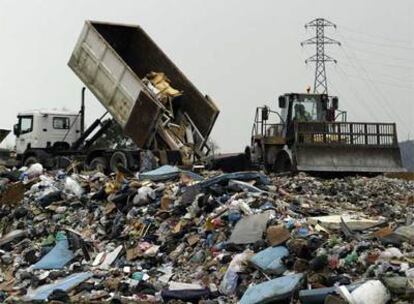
[23,150,54,169]
[264,146,279,172]
[55,156,72,170]
[24,156,38,167]
[90,157,108,172]
[110,152,128,172]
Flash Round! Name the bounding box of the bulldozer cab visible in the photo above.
[277,93,337,146]
[250,93,337,151]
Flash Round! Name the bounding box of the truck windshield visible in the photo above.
[19,116,33,134]
[292,98,318,122]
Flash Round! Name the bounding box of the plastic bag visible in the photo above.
[219,249,254,295]
[25,163,43,178]
[64,176,83,198]
[133,186,155,205]
[350,280,391,304]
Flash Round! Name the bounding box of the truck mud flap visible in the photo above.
[294,144,405,173]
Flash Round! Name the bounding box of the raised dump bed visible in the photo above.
[69,20,219,152]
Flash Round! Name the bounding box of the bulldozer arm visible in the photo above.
[293,122,405,173]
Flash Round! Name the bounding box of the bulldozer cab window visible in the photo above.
[293,99,317,122]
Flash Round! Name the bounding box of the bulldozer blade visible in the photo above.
[294,144,405,173]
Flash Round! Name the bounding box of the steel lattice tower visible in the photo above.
[301,18,340,94]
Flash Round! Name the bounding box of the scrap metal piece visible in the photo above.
[24,272,93,301]
[229,211,272,244]
[32,238,74,270]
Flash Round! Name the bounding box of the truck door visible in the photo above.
[15,115,34,154]
[48,116,72,149]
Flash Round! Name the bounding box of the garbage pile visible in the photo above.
[1,163,414,303]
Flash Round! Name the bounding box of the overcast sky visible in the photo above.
[0,0,413,151]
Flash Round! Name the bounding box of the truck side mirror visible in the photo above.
[332,97,339,110]
[13,124,20,136]
[278,96,286,108]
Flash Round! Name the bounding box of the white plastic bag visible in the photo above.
[133,186,155,205]
[350,280,391,304]
[219,249,254,295]
[26,163,43,178]
[64,176,83,198]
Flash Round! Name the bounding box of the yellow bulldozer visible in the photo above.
[248,93,404,173]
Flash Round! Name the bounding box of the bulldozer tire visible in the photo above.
[90,157,108,172]
[273,152,292,173]
[110,152,128,172]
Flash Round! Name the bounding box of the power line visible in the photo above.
[301,18,340,94]
[300,22,412,131]
[337,56,414,70]
[301,27,389,122]
[338,69,414,90]
[336,41,414,64]
[340,25,413,46]
[338,44,411,130]
[332,65,381,122]
[338,48,397,121]
[335,34,414,70]
[339,35,414,51]
[339,63,414,85]
[327,77,361,120]
[338,47,396,121]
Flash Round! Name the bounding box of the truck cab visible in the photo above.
[14,110,81,165]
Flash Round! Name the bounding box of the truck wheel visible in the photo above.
[110,152,128,172]
[24,156,38,167]
[53,156,72,170]
[90,157,108,172]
